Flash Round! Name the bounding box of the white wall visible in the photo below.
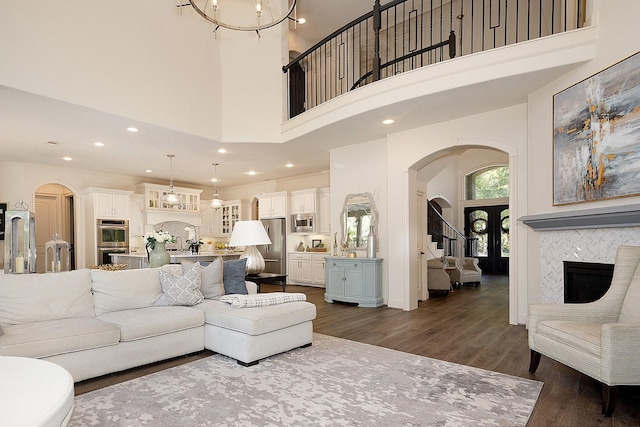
[388,105,527,315]
[330,139,388,300]
[525,0,640,305]
[0,0,287,143]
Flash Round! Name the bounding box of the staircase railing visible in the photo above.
[283,0,585,119]
[428,200,477,257]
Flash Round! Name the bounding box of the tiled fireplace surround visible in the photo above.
[521,204,640,303]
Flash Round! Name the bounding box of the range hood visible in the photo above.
[144,210,202,227]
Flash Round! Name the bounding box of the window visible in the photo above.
[466,166,509,200]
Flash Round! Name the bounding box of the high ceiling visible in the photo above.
[0,0,585,194]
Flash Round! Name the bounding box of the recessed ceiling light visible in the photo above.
[145,169,152,173]
[217,148,227,154]
[248,171,257,176]
[286,163,294,168]
[382,119,395,125]
[127,127,139,133]
[94,142,105,147]
[62,156,72,161]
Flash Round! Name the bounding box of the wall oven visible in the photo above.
[97,219,129,265]
[97,219,129,247]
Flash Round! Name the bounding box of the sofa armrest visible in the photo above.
[601,323,640,384]
[245,281,258,295]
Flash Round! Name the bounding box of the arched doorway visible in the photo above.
[35,184,76,273]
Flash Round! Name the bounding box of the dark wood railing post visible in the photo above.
[449,30,456,58]
[372,0,381,82]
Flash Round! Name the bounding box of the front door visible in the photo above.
[464,205,509,274]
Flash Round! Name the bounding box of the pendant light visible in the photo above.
[211,162,223,208]
[161,154,181,206]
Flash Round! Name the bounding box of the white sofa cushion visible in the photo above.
[97,306,204,342]
[194,300,316,336]
[91,265,182,316]
[0,317,120,358]
[0,269,95,325]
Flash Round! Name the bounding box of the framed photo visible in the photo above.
[312,239,322,248]
[553,51,640,205]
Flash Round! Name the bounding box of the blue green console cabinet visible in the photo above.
[324,257,383,307]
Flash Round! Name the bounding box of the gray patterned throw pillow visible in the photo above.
[156,263,204,306]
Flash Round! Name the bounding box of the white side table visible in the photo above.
[0,356,74,426]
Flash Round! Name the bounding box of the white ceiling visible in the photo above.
[0,0,582,192]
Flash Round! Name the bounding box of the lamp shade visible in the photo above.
[228,220,271,247]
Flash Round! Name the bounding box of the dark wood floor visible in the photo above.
[76,276,640,426]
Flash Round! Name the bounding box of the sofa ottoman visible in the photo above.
[194,298,317,366]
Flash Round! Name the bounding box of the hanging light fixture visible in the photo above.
[161,154,181,206]
[211,162,223,208]
[185,0,301,36]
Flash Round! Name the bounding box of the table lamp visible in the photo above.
[228,220,272,274]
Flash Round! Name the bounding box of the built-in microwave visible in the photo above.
[291,213,315,233]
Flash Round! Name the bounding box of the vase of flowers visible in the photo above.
[144,230,175,268]
[186,238,203,254]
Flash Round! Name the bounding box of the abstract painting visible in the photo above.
[553,51,640,205]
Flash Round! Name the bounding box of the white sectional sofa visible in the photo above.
[0,266,316,382]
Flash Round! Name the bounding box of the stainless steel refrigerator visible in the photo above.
[258,218,286,275]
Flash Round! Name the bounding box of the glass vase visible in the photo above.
[149,241,170,268]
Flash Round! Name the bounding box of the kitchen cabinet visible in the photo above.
[288,252,328,286]
[318,187,331,234]
[258,192,287,219]
[312,253,328,285]
[220,200,243,236]
[325,257,383,307]
[129,194,145,236]
[137,183,201,212]
[290,189,317,214]
[87,189,131,219]
[200,201,220,236]
[288,253,313,284]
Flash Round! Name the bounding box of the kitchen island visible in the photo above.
[110,251,241,269]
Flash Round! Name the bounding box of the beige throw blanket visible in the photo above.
[220,292,307,308]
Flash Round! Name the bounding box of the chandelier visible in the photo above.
[211,162,223,208]
[186,0,299,35]
[161,154,181,206]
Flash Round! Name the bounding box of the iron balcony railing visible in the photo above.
[283,0,585,119]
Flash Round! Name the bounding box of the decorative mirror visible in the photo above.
[340,192,378,250]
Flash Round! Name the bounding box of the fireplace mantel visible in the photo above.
[518,204,640,231]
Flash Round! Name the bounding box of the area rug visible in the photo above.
[69,334,542,426]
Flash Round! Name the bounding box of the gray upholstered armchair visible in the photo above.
[445,256,482,288]
[427,259,452,296]
[528,245,640,416]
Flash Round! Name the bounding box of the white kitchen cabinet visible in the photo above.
[312,253,328,286]
[258,192,287,219]
[129,194,145,236]
[91,190,131,219]
[200,202,220,236]
[325,257,383,307]
[290,189,317,214]
[288,253,313,284]
[318,187,331,234]
[289,252,328,287]
[220,200,243,236]
[137,183,201,212]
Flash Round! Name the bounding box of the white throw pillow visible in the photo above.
[156,262,204,306]
[182,258,223,300]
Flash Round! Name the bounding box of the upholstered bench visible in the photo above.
[194,295,316,366]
